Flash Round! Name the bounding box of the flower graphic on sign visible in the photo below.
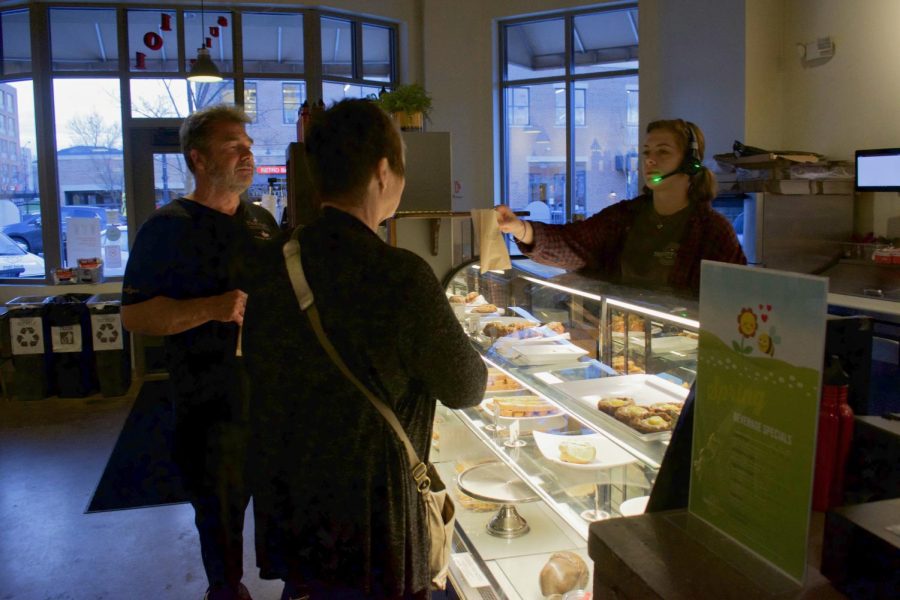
[738,308,758,338]
[733,308,758,354]
[733,304,781,357]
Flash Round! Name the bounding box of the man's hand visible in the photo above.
[212,289,248,325]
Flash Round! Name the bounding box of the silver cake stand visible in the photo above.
[457,461,540,538]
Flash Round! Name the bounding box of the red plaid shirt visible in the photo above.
[517,195,747,295]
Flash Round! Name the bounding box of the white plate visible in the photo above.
[508,344,588,366]
[480,398,563,421]
[553,375,689,440]
[532,431,636,471]
[554,374,688,409]
[619,495,650,517]
[478,316,536,326]
[611,326,662,339]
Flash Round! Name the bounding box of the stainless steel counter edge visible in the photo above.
[828,293,900,318]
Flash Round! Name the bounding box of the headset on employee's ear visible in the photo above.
[680,122,704,176]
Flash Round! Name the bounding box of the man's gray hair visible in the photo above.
[180,104,251,173]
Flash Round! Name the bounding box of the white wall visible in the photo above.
[420,0,612,212]
[639,0,746,162]
[745,0,785,150]
[780,0,900,236]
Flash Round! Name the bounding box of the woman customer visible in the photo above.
[496,119,747,295]
[242,99,487,599]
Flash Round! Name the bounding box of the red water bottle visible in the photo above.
[812,355,844,511]
[829,357,853,507]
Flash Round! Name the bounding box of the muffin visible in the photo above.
[597,396,634,415]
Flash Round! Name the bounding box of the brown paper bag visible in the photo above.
[471,209,512,271]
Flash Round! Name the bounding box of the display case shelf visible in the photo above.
[437,258,702,599]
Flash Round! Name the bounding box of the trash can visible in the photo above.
[5,295,55,400]
[88,293,131,397]
[44,293,95,398]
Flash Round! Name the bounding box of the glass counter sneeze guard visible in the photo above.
[433,258,700,598]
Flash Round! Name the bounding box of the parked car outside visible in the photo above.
[2,205,111,255]
[0,231,46,278]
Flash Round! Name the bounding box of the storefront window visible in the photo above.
[322,81,381,106]
[243,12,304,74]
[500,5,638,222]
[189,80,235,112]
[184,9,234,74]
[281,82,305,124]
[130,78,191,118]
[50,8,118,72]
[53,78,123,276]
[505,18,565,80]
[128,9,180,73]
[321,17,352,79]
[362,23,392,82]
[0,80,41,278]
[1,9,31,76]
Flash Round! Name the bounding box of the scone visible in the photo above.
[559,440,596,464]
[465,291,480,303]
[597,396,634,415]
[614,404,650,424]
[448,295,466,304]
[633,413,674,433]
[472,303,498,314]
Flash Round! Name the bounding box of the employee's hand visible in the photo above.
[495,205,532,244]
[212,289,249,325]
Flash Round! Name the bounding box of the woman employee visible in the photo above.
[496,118,747,295]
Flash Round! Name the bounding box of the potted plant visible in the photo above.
[376,83,432,131]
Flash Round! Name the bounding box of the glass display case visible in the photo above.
[434,258,700,599]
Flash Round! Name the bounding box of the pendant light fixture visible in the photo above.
[187,0,222,82]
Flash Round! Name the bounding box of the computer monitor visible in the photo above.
[855,148,900,191]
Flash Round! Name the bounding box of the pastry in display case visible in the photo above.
[431,258,700,598]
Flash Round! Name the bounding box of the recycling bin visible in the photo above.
[44,293,95,397]
[88,293,131,397]
[5,295,55,400]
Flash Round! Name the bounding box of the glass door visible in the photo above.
[126,125,187,377]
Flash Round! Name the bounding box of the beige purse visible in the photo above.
[283,229,456,591]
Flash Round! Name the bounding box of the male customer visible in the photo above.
[121,104,279,600]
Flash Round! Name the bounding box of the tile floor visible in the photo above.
[0,379,284,600]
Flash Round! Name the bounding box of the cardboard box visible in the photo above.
[765,179,815,194]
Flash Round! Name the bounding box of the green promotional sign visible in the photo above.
[689,262,828,583]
